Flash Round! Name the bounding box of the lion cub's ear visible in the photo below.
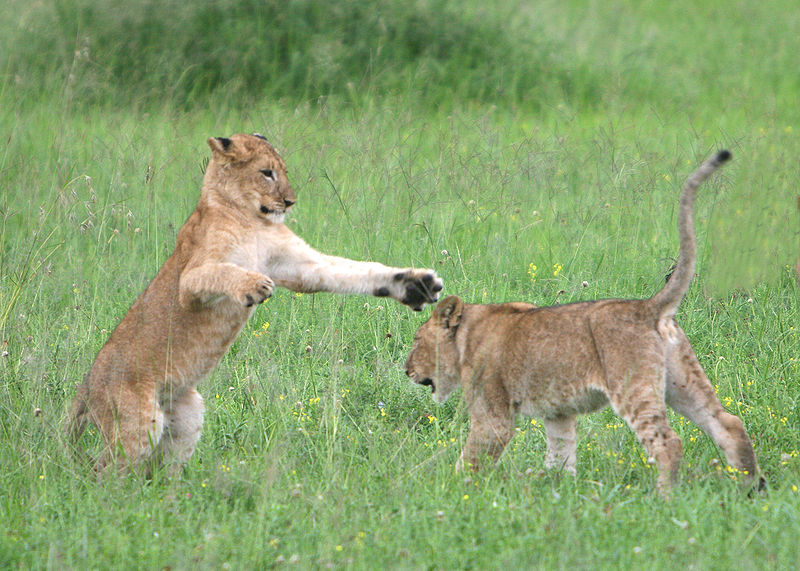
[435,295,463,330]
[207,137,241,161]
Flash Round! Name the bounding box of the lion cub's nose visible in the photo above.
[284,198,295,208]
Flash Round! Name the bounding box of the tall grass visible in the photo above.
[1,0,799,568]
[4,0,599,110]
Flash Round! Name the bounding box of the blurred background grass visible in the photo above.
[5,0,599,110]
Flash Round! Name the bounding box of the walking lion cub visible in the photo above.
[66,133,443,474]
[406,151,761,492]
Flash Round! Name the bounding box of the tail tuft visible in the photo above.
[714,149,732,164]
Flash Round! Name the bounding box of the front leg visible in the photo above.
[544,415,577,474]
[179,262,274,309]
[457,412,515,472]
[266,229,443,310]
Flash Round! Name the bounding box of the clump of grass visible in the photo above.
[4,0,599,110]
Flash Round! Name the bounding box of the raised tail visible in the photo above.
[649,150,732,318]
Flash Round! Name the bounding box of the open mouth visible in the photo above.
[418,377,435,393]
[259,206,287,223]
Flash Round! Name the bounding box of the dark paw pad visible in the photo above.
[395,271,442,310]
[401,282,434,310]
[424,273,443,292]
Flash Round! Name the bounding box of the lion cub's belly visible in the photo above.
[509,373,609,419]
[101,293,253,393]
[163,300,252,386]
[517,387,609,418]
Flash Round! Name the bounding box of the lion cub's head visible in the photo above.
[405,295,464,403]
[204,133,296,224]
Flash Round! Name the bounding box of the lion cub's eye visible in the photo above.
[260,169,276,181]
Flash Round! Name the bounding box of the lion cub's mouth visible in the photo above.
[418,377,435,393]
[259,205,287,223]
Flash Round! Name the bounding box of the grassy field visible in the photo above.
[1,0,799,568]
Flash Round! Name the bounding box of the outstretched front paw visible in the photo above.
[234,273,274,307]
[388,269,443,311]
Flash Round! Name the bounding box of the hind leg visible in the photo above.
[544,415,577,474]
[92,382,164,475]
[665,328,760,483]
[153,388,204,475]
[614,389,683,494]
[598,331,683,494]
[612,386,683,494]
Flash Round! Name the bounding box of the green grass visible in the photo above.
[2,0,599,111]
[1,0,799,568]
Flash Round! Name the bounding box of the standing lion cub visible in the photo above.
[406,151,762,493]
[66,133,443,474]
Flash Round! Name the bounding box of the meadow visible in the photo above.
[1,0,799,568]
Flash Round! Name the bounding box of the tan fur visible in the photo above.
[406,151,762,493]
[65,133,443,474]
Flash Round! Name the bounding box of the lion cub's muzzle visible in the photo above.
[260,198,294,215]
[406,369,435,391]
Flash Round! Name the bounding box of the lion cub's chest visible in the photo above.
[224,232,273,272]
